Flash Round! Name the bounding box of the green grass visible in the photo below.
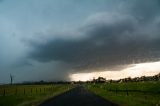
[87,81,160,106]
[0,84,74,106]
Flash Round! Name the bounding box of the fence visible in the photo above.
[0,86,55,96]
[91,85,152,97]
[108,89,148,96]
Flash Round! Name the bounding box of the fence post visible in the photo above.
[15,88,17,95]
[116,88,117,95]
[126,89,129,96]
[144,92,147,100]
[3,89,5,96]
[24,89,25,95]
[31,88,32,94]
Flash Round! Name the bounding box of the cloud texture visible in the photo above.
[28,0,160,72]
[0,0,160,82]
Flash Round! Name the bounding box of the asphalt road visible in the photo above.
[39,86,118,106]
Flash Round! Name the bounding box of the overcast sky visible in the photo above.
[0,0,160,83]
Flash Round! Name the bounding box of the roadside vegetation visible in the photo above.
[87,81,160,106]
[0,84,74,106]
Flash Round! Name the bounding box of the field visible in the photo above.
[0,82,160,106]
[87,81,160,106]
[0,84,74,106]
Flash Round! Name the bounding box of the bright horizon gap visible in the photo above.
[70,61,160,81]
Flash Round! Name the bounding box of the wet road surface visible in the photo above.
[39,86,118,106]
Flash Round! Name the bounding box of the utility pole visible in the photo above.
[10,74,14,85]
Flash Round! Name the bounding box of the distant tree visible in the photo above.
[10,74,14,85]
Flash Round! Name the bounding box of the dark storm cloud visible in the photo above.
[27,0,160,72]
[128,0,160,22]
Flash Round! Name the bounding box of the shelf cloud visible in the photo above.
[28,0,160,71]
[0,0,160,82]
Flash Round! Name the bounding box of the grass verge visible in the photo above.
[0,84,74,106]
[87,81,160,106]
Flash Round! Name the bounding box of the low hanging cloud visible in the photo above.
[28,0,160,74]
